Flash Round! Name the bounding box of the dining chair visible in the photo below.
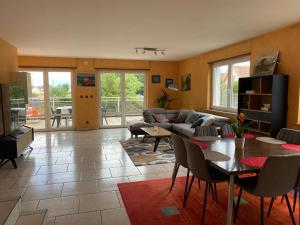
[276,128,300,145]
[196,126,219,137]
[51,108,61,128]
[267,173,300,224]
[170,133,191,206]
[220,124,235,138]
[184,140,228,225]
[234,155,300,225]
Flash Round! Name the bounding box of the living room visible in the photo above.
[1,1,300,225]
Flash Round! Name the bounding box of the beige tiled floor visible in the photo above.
[0,128,186,225]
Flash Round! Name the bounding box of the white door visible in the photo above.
[99,70,145,128]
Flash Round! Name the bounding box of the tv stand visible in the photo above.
[0,126,34,168]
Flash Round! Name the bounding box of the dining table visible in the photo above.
[193,137,300,225]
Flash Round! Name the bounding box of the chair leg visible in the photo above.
[267,197,275,217]
[184,175,195,207]
[201,182,209,225]
[293,190,298,212]
[234,188,243,223]
[52,117,55,127]
[183,169,190,207]
[214,183,218,202]
[281,195,284,204]
[284,194,296,225]
[170,163,180,192]
[260,197,264,225]
[209,183,216,201]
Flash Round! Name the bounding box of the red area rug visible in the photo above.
[118,177,297,225]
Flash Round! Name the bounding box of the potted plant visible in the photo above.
[232,113,251,149]
[156,89,172,108]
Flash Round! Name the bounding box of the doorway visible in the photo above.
[99,70,145,127]
[21,69,73,131]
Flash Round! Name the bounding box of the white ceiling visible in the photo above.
[1,0,300,61]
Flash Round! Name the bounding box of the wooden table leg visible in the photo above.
[227,175,234,225]
[153,137,161,152]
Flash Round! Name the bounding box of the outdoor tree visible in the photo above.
[49,84,70,97]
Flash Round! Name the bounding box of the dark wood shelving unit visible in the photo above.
[238,74,288,137]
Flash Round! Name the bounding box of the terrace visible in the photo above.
[22,96,144,130]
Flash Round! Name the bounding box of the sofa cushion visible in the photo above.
[165,110,179,120]
[199,112,229,124]
[177,109,193,121]
[185,111,200,124]
[143,110,156,123]
[201,116,216,127]
[153,114,169,123]
[153,122,173,130]
[173,123,195,137]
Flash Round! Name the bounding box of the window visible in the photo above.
[212,56,250,112]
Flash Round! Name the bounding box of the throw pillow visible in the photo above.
[191,118,204,128]
[185,111,200,124]
[143,110,156,123]
[153,114,169,123]
[201,116,216,127]
[177,109,192,121]
[174,116,185,123]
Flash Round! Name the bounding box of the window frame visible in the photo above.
[211,55,250,112]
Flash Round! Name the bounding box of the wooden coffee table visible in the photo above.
[141,127,172,152]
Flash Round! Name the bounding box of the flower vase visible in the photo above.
[235,137,245,149]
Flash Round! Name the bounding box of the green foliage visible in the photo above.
[156,89,172,108]
[232,113,251,138]
[233,80,239,94]
[101,73,144,97]
[49,84,69,97]
[125,74,143,97]
[9,85,24,99]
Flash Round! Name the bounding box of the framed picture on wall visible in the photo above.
[77,73,95,87]
[181,73,191,91]
[253,51,279,76]
[165,79,174,87]
[152,75,160,83]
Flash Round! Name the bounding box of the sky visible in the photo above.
[22,71,71,87]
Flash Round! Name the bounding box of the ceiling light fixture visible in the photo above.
[135,47,166,56]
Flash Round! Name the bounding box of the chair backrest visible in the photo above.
[170,133,188,168]
[221,124,235,138]
[184,140,211,181]
[276,128,300,144]
[255,155,300,197]
[51,108,56,114]
[196,126,218,137]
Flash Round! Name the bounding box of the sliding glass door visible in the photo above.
[21,69,73,131]
[99,70,145,128]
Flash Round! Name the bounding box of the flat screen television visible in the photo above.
[1,84,27,134]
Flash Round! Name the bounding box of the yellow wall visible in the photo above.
[179,23,300,128]
[18,57,179,129]
[0,38,18,83]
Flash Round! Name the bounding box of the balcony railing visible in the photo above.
[11,96,144,117]
[101,96,144,115]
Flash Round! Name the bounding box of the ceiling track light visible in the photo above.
[135,47,166,56]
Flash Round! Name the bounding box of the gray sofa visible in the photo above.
[129,108,230,137]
